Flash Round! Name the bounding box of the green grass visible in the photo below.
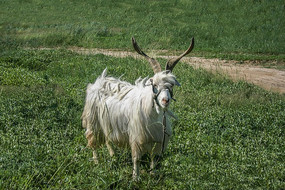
[1,0,285,61]
[0,49,284,189]
[0,0,285,189]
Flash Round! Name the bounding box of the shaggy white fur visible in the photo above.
[81,69,179,178]
[82,36,194,179]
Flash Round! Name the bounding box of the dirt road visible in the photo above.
[39,47,285,94]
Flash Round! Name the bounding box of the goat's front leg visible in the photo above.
[131,144,141,180]
[150,155,161,175]
[150,157,155,175]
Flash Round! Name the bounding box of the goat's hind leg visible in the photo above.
[86,129,99,164]
[106,141,115,157]
[92,149,99,164]
[131,143,142,180]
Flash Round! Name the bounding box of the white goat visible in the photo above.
[81,37,194,179]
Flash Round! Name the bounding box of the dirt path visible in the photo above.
[181,57,285,94]
[40,47,285,94]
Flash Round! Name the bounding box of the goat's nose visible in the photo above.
[162,97,169,104]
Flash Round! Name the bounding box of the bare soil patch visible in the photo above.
[181,57,285,94]
[38,47,285,94]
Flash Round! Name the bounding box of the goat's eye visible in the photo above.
[153,85,158,92]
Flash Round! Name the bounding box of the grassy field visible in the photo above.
[1,49,284,189]
[1,0,285,189]
[1,0,285,60]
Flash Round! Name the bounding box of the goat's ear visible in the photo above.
[145,78,153,86]
[175,79,181,86]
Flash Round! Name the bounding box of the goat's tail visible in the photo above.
[101,68,108,79]
[81,96,106,147]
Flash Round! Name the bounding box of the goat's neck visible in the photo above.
[150,103,167,121]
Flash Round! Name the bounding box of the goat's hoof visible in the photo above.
[109,152,115,157]
[132,173,140,182]
[150,170,156,176]
[132,176,140,182]
[93,158,99,164]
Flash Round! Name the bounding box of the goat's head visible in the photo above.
[132,37,194,109]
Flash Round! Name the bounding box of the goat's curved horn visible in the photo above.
[132,37,162,73]
[165,37,194,72]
